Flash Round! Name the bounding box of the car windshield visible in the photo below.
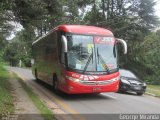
[67,34,117,73]
[120,69,137,79]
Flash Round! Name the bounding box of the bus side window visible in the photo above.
[45,34,55,55]
[45,47,52,54]
[57,31,65,64]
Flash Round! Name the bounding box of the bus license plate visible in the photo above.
[93,87,101,92]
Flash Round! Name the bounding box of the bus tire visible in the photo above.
[35,69,39,81]
[53,74,58,91]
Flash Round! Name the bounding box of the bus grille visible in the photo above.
[80,78,118,85]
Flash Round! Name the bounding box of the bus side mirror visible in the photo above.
[116,38,127,54]
[61,35,68,53]
[61,35,68,67]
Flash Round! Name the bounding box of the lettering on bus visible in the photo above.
[94,36,115,45]
[71,73,99,81]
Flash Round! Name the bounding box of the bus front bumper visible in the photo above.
[59,79,120,94]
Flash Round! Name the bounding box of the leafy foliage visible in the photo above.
[138,30,160,84]
[3,29,35,66]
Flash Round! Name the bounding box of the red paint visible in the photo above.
[55,25,114,36]
[59,71,120,94]
[60,78,119,94]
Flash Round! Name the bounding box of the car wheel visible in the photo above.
[117,89,124,93]
[136,92,144,96]
[117,89,122,93]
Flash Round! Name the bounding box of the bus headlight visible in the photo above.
[66,76,81,83]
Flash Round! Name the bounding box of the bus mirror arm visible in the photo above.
[62,35,68,53]
[62,35,68,68]
[116,38,127,54]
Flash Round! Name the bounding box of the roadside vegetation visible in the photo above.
[15,74,54,120]
[146,85,160,97]
[0,62,54,119]
[0,63,14,115]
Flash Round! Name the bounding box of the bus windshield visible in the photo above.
[67,35,117,73]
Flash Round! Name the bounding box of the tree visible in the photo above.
[3,29,35,66]
[0,0,12,45]
[138,30,160,84]
[0,0,14,63]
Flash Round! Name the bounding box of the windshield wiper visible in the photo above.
[97,47,110,73]
[82,48,93,74]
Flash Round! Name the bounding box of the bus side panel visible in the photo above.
[32,31,60,85]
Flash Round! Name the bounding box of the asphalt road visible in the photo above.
[7,67,160,120]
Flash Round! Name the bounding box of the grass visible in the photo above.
[146,85,160,97]
[0,63,14,115]
[15,75,55,120]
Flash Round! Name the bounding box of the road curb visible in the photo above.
[145,92,156,97]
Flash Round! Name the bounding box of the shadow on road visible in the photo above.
[117,91,142,96]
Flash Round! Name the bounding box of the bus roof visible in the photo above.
[32,25,113,45]
[56,25,113,36]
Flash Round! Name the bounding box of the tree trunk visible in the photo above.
[106,0,110,19]
[102,0,105,19]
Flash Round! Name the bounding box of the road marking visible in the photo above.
[101,93,117,99]
[13,71,86,120]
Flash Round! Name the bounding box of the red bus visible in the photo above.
[32,25,127,94]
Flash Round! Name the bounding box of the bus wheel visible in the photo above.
[53,74,58,91]
[35,69,38,81]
